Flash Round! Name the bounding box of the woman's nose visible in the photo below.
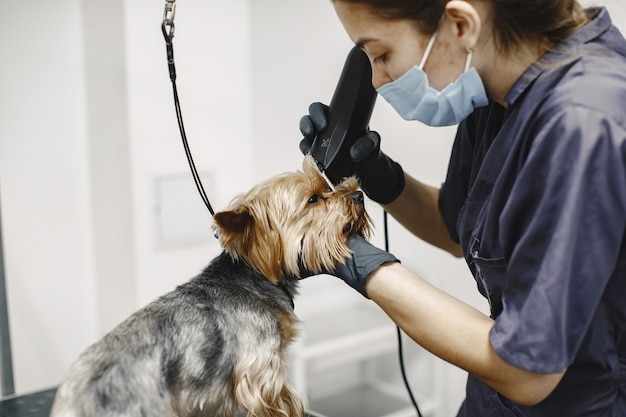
[371,68,393,90]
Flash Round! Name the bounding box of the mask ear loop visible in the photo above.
[464,48,474,71]
[418,31,438,70]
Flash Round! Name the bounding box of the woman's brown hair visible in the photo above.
[333,0,588,53]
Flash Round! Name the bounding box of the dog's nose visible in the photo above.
[351,191,364,203]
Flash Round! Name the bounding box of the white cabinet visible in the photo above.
[289,278,443,417]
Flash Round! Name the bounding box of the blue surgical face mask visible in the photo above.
[376,31,489,126]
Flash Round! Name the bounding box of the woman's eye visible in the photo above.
[374,53,388,64]
[308,194,320,204]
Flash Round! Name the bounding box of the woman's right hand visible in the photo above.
[299,102,406,204]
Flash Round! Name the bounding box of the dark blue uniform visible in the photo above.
[439,8,626,416]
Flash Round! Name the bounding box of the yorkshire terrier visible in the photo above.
[50,156,371,417]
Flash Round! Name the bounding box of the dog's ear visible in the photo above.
[214,207,285,284]
[214,209,254,234]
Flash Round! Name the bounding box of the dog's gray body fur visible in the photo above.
[51,252,298,417]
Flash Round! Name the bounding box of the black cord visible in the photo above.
[162,20,215,216]
[383,211,423,417]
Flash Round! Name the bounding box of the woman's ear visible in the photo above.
[444,0,482,51]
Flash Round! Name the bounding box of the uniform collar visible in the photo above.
[504,7,613,106]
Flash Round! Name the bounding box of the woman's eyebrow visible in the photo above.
[355,37,375,49]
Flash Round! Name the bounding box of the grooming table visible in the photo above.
[0,389,326,417]
[0,388,57,417]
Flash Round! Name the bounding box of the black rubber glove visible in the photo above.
[299,102,405,204]
[331,235,400,298]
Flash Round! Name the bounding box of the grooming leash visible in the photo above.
[161,0,215,216]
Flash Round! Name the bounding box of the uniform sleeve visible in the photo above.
[490,106,626,373]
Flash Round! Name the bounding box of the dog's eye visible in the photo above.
[307,194,320,204]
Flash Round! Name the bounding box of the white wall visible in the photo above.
[2,1,625,415]
[0,0,98,393]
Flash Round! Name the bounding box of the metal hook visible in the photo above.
[162,0,176,38]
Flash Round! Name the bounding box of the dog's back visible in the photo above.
[51,252,301,417]
[51,157,369,417]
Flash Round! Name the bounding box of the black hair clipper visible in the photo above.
[309,46,377,186]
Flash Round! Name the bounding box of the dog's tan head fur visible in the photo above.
[213,156,372,283]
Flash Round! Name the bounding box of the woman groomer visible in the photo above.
[300,1,626,415]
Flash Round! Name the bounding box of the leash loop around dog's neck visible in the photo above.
[161,0,215,216]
